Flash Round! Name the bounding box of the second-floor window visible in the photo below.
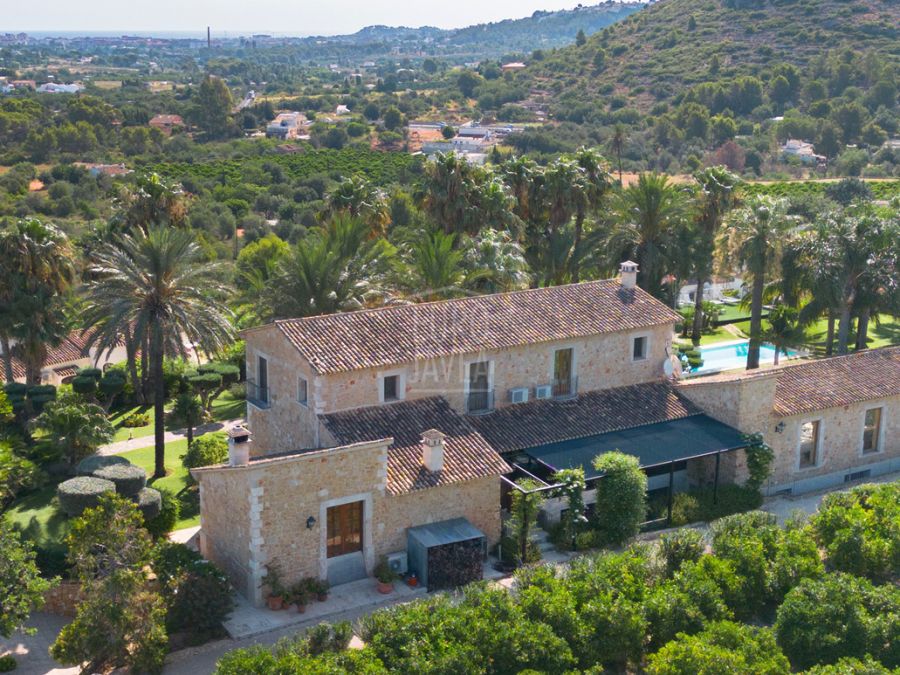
[383,375,399,402]
[799,420,820,468]
[298,376,308,406]
[862,407,882,454]
[553,348,574,397]
[257,356,268,404]
[632,336,648,361]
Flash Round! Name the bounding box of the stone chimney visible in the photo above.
[227,426,252,467]
[421,429,446,473]
[620,260,638,289]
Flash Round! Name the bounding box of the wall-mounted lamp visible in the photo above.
[775,421,785,434]
[306,516,317,529]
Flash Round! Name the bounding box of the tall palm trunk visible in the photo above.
[0,333,13,383]
[141,331,150,401]
[747,274,765,369]
[825,312,835,356]
[691,276,706,346]
[856,309,870,350]
[151,325,166,479]
[836,284,856,355]
[124,331,143,405]
[572,212,584,283]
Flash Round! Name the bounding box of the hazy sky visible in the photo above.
[12,0,593,37]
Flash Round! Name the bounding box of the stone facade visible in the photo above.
[246,322,673,456]
[679,372,900,494]
[194,439,502,606]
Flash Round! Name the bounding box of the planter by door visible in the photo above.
[376,580,394,594]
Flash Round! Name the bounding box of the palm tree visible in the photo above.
[416,152,485,237]
[114,172,188,233]
[464,229,529,294]
[690,167,741,345]
[30,392,114,469]
[720,196,792,369]
[571,148,613,282]
[607,173,691,298]
[763,304,805,365]
[501,155,538,225]
[396,229,474,301]
[324,175,389,237]
[172,392,204,447]
[0,218,76,384]
[268,215,395,318]
[83,227,234,478]
[609,124,627,185]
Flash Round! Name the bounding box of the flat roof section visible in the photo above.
[525,414,747,479]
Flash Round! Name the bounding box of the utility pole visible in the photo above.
[207,26,211,49]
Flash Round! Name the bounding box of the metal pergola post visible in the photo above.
[666,461,675,526]
[713,450,721,505]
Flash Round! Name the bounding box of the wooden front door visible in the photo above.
[326,501,363,558]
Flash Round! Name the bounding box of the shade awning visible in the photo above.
[524,414,746,479]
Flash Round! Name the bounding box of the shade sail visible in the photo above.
[524,414,746,479]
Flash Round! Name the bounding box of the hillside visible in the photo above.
[314,3,644,58]
[527,0,898,113]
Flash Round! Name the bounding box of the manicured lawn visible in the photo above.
[711,302,753,323]
[108,391,244,442]
[5,433,225,548]
[733,313,900,354]
[674,324,745,347]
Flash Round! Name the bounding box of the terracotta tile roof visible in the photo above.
[268,280,680,375]
[773,347,900,417]
[469,381,701,453]
[320,397,511,495]
[9,330,89,381]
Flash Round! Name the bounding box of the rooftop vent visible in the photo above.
[421,428,446,473]
[620,260,638,289]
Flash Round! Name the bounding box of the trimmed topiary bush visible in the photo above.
[144,488,181,538]
[76,454,130,476]
[0,654,17,672]
[134,487,162,520]
[93,463,147,498]
[57,476,117,517]
[76,367,102,379]
[70,376,98,396]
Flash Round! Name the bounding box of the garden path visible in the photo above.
[97,418,244,455]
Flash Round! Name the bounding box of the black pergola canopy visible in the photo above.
[524,414,746,479]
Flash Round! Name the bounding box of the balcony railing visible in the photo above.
[552,375,578,400]
[466,388,495,415]
[246,380,270,409]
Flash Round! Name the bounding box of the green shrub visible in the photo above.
[56,476,117,517]
[775,573,899,670]
[133,487,162,520]
[93,463,146,498]
[804,656,895,674]
[153,542,233,643]
[670,485,763,525]
[0,654,16,672]
[182,435,229,478]
[592,451,647,546]
[659,528,705,576]
[811,482,899,582]
[76,454,130,476]
[121,412,150,428]
[70,376,97,396]
[646,621,790,675]
[144,488,180,538]
[76,368,102,380]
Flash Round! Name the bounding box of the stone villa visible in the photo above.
[193,263,899,605]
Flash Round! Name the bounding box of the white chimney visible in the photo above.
[421,429,446,473]
[227,426,252,466]
[620,260,638,289]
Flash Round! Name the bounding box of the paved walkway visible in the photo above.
[98,418,244,455]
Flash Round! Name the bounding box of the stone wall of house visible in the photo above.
[196,468,256,600]
[764,395,900,492]
[247,322,674,456]
[376,475,502,557]
[196,439,502,606]
[41,581,83,617]
[244,326,321,455]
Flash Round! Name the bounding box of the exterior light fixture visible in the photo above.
[775,421,785,434]
[306,516,316,529]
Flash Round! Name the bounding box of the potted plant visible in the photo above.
[406,571,418,587]
[290,581,310,613]
[374,557,397,594]
[311,577,330,602]
[263,565,286,610]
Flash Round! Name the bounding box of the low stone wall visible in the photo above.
[42,581,83,617]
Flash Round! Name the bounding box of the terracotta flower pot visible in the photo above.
[376,580,394,594]
[266,595,283,611]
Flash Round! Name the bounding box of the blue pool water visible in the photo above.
[695,341,798,373]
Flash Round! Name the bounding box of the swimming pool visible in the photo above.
[694,340,799,373]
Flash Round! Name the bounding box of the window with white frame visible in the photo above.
[799,420,820,468]
[378,370,405,403]
[297,375,308,406]
[862,407,882,454]
[632,335,648,361]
